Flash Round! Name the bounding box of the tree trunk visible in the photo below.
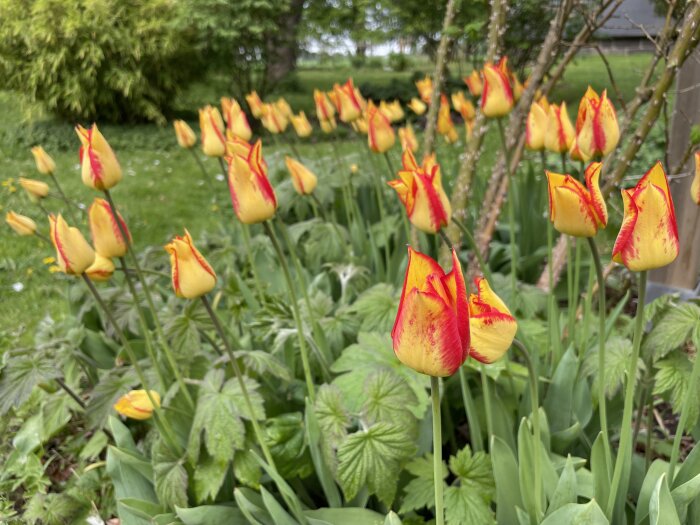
[264,0,304,89]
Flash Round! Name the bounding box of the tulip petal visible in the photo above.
[468,278,516,363]
[584,162,607,227]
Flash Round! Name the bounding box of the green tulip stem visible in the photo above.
[48,172,80,224]
[437,228,452,249]
[218,157,228,180]
[540,150,547,172]
[547,222,560,369]
[587,237,613,473]
[451,216,494,284]
[566,238,575,344]
[606,271,647,518]
[55,377,86,409]
[459,368,482,452]
[263,221,316,402]
[431,376,445,525]
[188,149,214,192]
[513,338,542,520]
[289,141,303,161]
[33,230,51,245]
[496,118,517,297]
[81,274,182,456]
[240,225,265,303]
[560,152,567,174]
[103,189,194,410]
[480,364,495,443]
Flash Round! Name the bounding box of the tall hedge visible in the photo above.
[0,0,195,124]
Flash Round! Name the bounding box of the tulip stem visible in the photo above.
[430,376,445,525]
[547,222,560,370]
[606,271,647,519]
[437,228,452,249]
[459,368,482,452]
[33,230,51,245]
[496,118,517,298]
[48,172,80,224]
[289,141,303,161]
[241,225,266,303]
[103,190,194,410]
[81,273,182,456]
[188,149,213,191]
[55,377,86,409]
[451,216,493,284]
[218,157,228,180]
[566,237,575,344]
[263,221,316,402]
[560,153,567,174]
[587,237,613,474]
[480,364,494,443]
[668,332,700,483]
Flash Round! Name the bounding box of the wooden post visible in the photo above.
[650,48,700,291]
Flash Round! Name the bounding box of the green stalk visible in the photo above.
[579,253,596,362]
[55,377,86,409]
[587,237,612,473]
[560,152,567,174]
[606,271,647,518]
[668,331,700,482]
[48,172,80,224]
[571,239,582,343]
[566,238,574,345]
[240,224,265,303]
[481,364,494,442]
[189,149,214,192]
[263,221,316,402]
[459,368,482,452]
[431,376,445,525]
[451,216,493,284]
[547,222,559,369]
[496,118,517,297]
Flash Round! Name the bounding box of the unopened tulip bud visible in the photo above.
[165,229,217,299]
[408,98,427,116]
[114,390,160,420]
[31,146,56,175]
[19,178,49,200]
[290,112,313,138]
[199,106,226,157]
[49,214,95,275]
[367,102,395,153]
[76,124,122,190]
[481,62,514,118]
[227,140,277,224]
[285,157,318,195]
[173,120,197,149]
[88,198,131,258]
[86,254,115,282]
[6,211,37,236]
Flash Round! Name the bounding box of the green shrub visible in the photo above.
[0,0,196,124]
[387,52,409,72]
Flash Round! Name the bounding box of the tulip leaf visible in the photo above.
[543,348,579,433]
[260,485,298,525]
[546,455,577,516]
[671,473,700,523]
[336,422,416,505]
[491,436,523,525]
[590,432,611,514]
[383,511,402,525]
[302,507,385,525]
[175,504,245,525]
[649,474,681,525]
[540,500,608,524]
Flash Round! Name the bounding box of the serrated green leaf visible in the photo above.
[153,440,188,509]
[233,447,262,488]
[0,355,60,415]
[315,384,351,449]
[449,445,495,498]
[444,484,496,525]
[266,412,312,479]
[347,284,397,333]
[583,336,644,400]
[644,303,700,360]
[362,369,417,426]
[193,453,228,504]
[654,354,699,431]
[235,350,291,381]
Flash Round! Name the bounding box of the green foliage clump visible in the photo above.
[0,0,195,124]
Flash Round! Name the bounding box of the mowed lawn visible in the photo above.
[0,52,657,341]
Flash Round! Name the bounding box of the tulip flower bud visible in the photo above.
[481,62,514,118]
[19,177,49,200]
[546,163,607,238]
[261,103,288,134]
[468,278,517,363]
[350,164,359,174]
[613,161,679,271]
[285,157,318,195]
[408,98,427,116]
[392,247,470,377]
[437,95,458,144]
[227,140,277,224]
[31,146,56,175]
[114,389,160,420]
[333,79,363,123]
[415,76,433,104]
[276,98,293,118]
[386,100,404,122]
[320,117,337,134]
[86,254,115,282]
[464,70,483,97]
[165,229,217,299]
[245,91,264,118]
[198,106,226,157]
[88,198,131,258]
[398,124,418,153]
[525,100,548,151]
[173,120,197,149]
[388,150,451,234]
[352,116,368,135]
[367,102,395,153]
[692,151,700,206]
[544,102,575,154]
[6,211,37,236]
[76,124,122,190]
[573,87,620,161]
[452,92,475,121]
[221,97,252,142]
[49,214,96,275]
[314,90,336,122]
[290,111,313,138]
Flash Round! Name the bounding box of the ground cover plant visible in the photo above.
[2,1,700,524]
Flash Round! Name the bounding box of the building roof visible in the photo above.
[596,0,666,38]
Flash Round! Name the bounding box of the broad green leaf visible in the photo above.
[491,436,523,525]
[649,474,681,525]
[444,484,496,525]
[449,445,495,498]
[0,355,60,415]
[591,433,611,514]
[305,399,342,508]
[314,384,351,450]
[653,354,699,431]
[266,412,312,479]
[260,485,298,525]
[547,455,577,515]
[346,284,397,333]
[644,303,700,360]
[119,499,167,520]
[175,505,245,525]
[79,430,109,460]
[153,439,188,509]
[87,370,139,428]
[235,349,292,381]
[673,441,700,488]
[399,453,447,513]
[303,507,385,525]
[583,336,643,400]
[336,422,416,505]
[671,473,700,523]
[543,348,578,433]
[540,500,608,524]
[193,453,228,504]
[106,445,158,525]
[361,369,417,426]
[233,447,262,488]
[636,460,669,524]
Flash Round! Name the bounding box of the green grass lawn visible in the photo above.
[0,52,658,341]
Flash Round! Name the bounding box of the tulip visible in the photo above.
[320,116,337,134]
[398,124,418,153]
[464,70,483,97]
[114,390,160,420]
[6,211,37,236]
[227,140,277,224]
[31,146,56,175]
[165,229,217,299]
[333,79,363,123]
[408,98,427,116]
[173,120,197,149]
[525,99,548,151]
[415,76,433,104]
[481,62,514,118]
[290,111,313,138]
[510,74,524,102]
[612,161,679,271]
[572,86,620,161]
[260,103,288,134]
[76,124,122,190]
[544,102,575,154]
[467,278,517,363]
[276,98,293,118]
[352,115,368,135]
[221,97,252,142]
[198,106,226,157]
[86,254,115,282]
[285,157,318,195]
[384,100,404,122]
[392,247,470,377]
[88,198,131,258]
[692,151,700,205]
[452,91,475,121]
[313,89,336,122]
[19,178,49,200]
[367,101,395,153]
[437,95,458,144]
[49,214,95,275]
[422,152,439,174]
[245,91,264,118]
[388,150,451,233]
[546,163,607,237]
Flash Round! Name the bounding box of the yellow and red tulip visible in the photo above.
[398,124,418,153]
[260,103,288,134]
[76,124,122,190]
[415,76,434,104]
[227,140,277,224]
[392,247,470,377]
[464,70,483,97]
[221,97,252,142]
[367,101,395,153]
[320,116,337,134]
[290,111,313,138]
[692,151,700,205]
[525,99,548,151]
[481,62,514,118]
[333,79,364,123]
[245,91,264,118]
[612,161,679,271]
[352,115,368,135]
[452,91,475,121]
[165,229,217,299]
[49,214,95,275]
[6,211,37,236]
[408,97,427,116]
[388,150,451,233]
[88,198,131,258]
[86,254,115,282]
[198,106,226,157]
[467,278,517,363]
[544,102,575,154]
[386,100,404,122]
[173,120,197,149]
[276,98,293,118]
[546,162,608,237]
[285,156,318,195]
[313,89,336,123]
[571,86,620,161]
[437,95,458,144]
[31,146,56,175]
[19,178,49,200]
[114,390,160,420]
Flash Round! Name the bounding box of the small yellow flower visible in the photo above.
[26,268,34,276]
[350,164,359,174]
[49,265,61,273]
[210,204,219,212]
[2,178,14,187]
[43,256,56,265]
